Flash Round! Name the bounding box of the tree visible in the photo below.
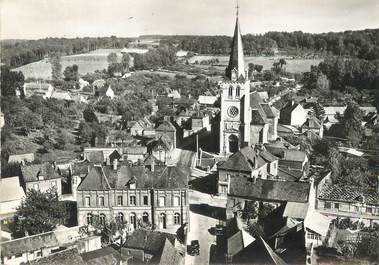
[107,52,118,65]
[279,58,286,69]
[63,64,79,82]
[1,66,25,97]
[242,200,258,222]
[342,102,364,146]
[83,106,98,123]
[49,52,62,81]
[254,64,263,73]
[121,53,131,72]
[16,188,66,235]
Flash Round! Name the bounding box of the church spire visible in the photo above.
[225,2,245,81]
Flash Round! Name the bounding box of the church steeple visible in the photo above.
[225,3,246,81]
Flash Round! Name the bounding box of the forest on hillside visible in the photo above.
[2,28,378,69]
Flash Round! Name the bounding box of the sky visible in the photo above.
[1,0,378,40]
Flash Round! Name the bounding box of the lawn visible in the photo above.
[188,55,323,73]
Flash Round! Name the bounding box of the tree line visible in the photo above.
[1,36,132,68]
[173,29,379,59]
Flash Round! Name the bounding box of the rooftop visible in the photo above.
[318,184,378,205]
[229,176,310,203]
[123,229,176,256]
[20,162,61,183]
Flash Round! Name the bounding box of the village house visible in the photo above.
[83,147,122,164]
[0,177,25,220]
[217,145,279,197]
[301,116,324,138]
[317,184,379,226]
[7,153,35,165]
[146,136,172,163]
[96,85,115,99]
[128,118,153,136]
[155,119,182,150]
[121,229,178,263]
[191,112,211,132]
[23,82,54,99]
[125,146,148,163]
[76,161,189,233]
[0,226,101,265]
[20,163,62,196]
[198,95,218,106]
[279,101,308,127]
[50,90,72,101]
[265,146,309,177]
[94,112,122,125]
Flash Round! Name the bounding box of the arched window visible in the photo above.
[174,213,180,225]
[159,213,167,229]
[130,213,136,229]
[86,213,93,225]
[99,214,106,225]
[118,212,124,223]
[142,212,149,223]
[98,196,104,206]
[228,86,233,98]
[236,86,240,98]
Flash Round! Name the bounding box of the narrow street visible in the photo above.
[185,190,227,265]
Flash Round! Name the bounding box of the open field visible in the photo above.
[13,49,125,80]
[188,55,323,73]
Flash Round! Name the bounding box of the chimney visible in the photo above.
[113,158,118,170]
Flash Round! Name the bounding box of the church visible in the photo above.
[219,11,279,155]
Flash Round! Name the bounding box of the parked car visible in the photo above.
[188,240,200,256]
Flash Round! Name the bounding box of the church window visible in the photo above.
[228,87,233,98]
[236,86,240,98]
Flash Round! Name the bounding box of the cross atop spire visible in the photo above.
[236,0,239,17]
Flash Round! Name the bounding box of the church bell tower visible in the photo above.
[219,4,251,155]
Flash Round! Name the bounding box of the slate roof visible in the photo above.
[81,246,123,265]
[277,167,303,181]
[123,229,176,256]
[229,176,310,203]
[153,166,188,189]
[265,146,307,162]
[156,120,176,132]
[77,165,188,191]
[251,109,267,124]
[281,101,302,114]
[159,238,184,265]
[1,231,59,257]
[318,184,379,205]
[85,151,104,163]
[302,117,322,129]
[8,153,35,164]
[283,202,309,219]
[218,146,277,172]
[26,248,84,265]
[0,176,25,203]
[77,166,111,191]
[261,104,276,118]
[20,163,61,183]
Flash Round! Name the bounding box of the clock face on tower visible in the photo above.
[227,106,239,118]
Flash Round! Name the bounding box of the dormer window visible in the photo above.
[38,175,44,181]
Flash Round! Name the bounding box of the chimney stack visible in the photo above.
[113,158,118,170]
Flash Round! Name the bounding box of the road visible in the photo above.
[185,190,227,265]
